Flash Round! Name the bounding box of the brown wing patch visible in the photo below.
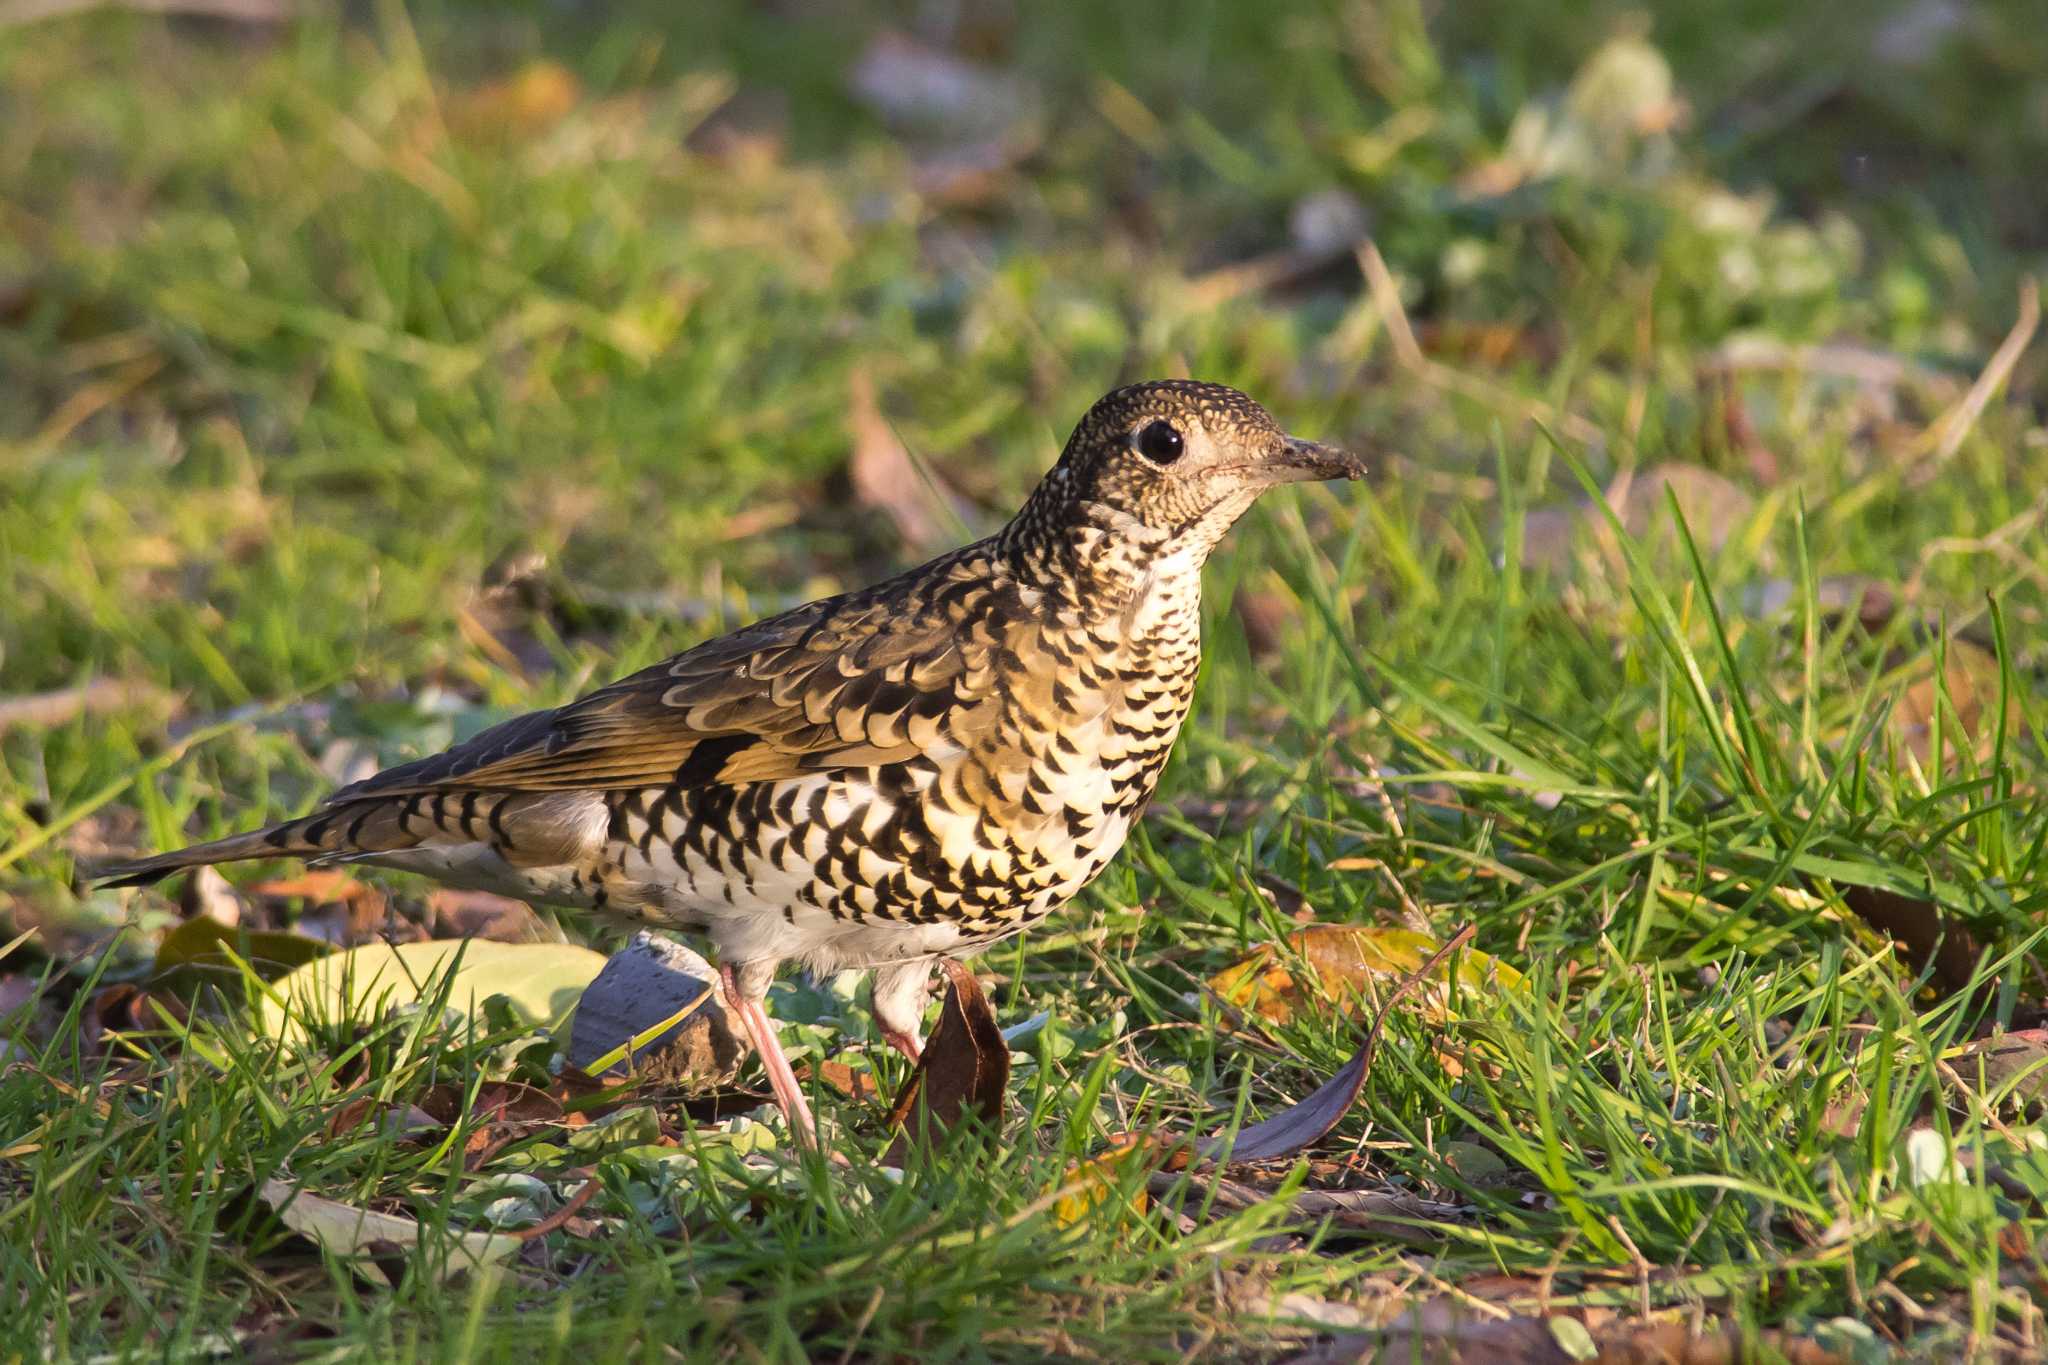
[332,550,1002,801]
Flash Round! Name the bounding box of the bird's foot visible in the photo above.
[720,962,818,1151]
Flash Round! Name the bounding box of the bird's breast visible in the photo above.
[593,561,1207,949]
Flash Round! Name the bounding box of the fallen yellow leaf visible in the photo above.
[1052,1137,1161,1228]
[1208,925,1521,1027]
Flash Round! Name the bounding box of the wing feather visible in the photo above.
[332,551,1000,801]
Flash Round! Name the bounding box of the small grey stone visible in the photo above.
[567,932,746,1087]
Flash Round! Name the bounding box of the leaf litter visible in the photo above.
[199,912,1505,1293]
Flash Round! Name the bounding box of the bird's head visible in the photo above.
[1005,380,1365,570]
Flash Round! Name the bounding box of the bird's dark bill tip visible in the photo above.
[1281,436,1367,481]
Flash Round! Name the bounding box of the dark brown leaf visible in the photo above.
[1838,884,1982,998]
[1198,925,1477,1164]
[324,1095,445,1143]
[881,960,1007,1164]
[152,915,332,987]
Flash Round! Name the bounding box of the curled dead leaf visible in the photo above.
[881,960,1008,1165]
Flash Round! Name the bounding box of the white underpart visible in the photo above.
[356,791,608,902]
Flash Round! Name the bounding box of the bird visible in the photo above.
[100,379,1366,1145]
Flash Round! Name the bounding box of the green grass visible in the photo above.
[3,1,2046,1359]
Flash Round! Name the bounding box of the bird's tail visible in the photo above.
[95,801,415,888]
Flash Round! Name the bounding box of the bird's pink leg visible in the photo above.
[720,962,818,1150]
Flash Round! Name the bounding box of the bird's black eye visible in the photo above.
[1133,420,1184,465]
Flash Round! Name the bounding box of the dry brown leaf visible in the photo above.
[1837,884,1982,998]
[324,1095,446,1143]
[1890,638,2021,767]
[84,983,189,1053]
[1231,586,1299,659]
[1192,927,1477,1165]
[847,368,968,553]
[1521,463,1755,575]
[428,888,544,943]
[1290,1316,1849,1365]
[882,960,1007,1165]
[250,872,415,947]
[1052,1137,1158,1227]
[1055,926,1482,1225]
[0,679,178,733]
[801,1059,884,1106]
[1149,1174,1461,1243]
[1417,320,1542,369]
[248,871,369,903]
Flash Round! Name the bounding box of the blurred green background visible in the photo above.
[5,1,2043,717]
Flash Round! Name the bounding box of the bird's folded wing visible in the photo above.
[332,587,987,799]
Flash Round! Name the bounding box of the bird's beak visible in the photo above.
[1267,435,1368,484]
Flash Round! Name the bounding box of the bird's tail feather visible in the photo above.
[94,801,417,888]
